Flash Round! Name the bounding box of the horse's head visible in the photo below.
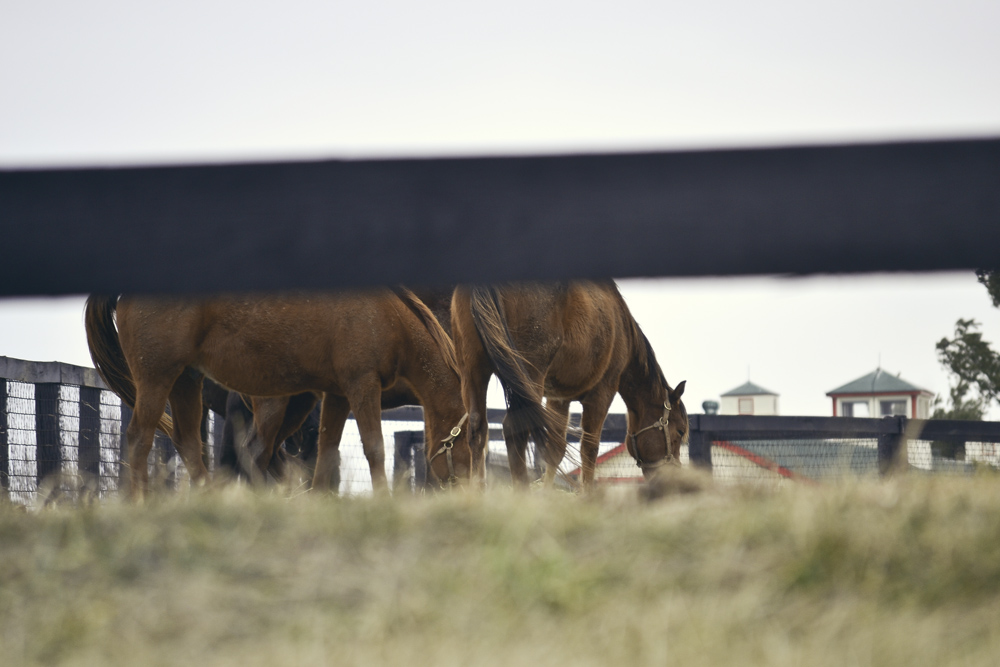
[425,412,474,489]
[626,380,688,479]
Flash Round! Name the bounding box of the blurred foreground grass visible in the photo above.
[2,473,1000,666]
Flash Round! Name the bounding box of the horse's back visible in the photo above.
[115,297,209,377]
[116,292,406,396]
[545,282,630,396]
[499,281,624,354]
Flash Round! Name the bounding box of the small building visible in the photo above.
[827,368,933,419]
[720,381,779,416]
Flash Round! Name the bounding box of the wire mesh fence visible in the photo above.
[336,418,427,495]
[4,381,38,504]
[687,415,1000,487]
[1,380,130,504]
[708,438,879,485]
[0,358,230,505]
[704,437,1000,485]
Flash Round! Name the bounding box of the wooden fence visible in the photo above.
[0,356,224,504]
[5,355,1000,503]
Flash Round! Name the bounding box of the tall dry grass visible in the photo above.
[2,472,1000,666]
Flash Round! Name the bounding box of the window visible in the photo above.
[738,397,754,415]
[880,400,907,417]
[842,401,869,417]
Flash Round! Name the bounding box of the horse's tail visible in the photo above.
[84,295,172,434]
[468,285,553,455]
[392,286,460,374]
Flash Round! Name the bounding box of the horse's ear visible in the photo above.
[670,380,686,403]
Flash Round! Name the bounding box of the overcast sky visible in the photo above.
[2,0,999,418]
[3,0,998,164]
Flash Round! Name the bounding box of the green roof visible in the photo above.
[721,381,778,396]
[827,368,929,396]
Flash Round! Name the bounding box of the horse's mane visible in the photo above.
[391,286,461,375]
[609,284,670,400]
[636,327,669,397]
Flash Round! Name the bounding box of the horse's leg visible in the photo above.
[167,371,210,486]
[346,379,390,493]
[312,394,350,492]
[251,395,293,483]
[461,365,492,488]
[541,398,571,488]
[220,392,253,480]
[273,392,320,447]
[251,394,319,481]
[578,389,616,492]
[125,383,174,500]
[452,291,493,487]
[501,415,527,486]
[267,392,321,481]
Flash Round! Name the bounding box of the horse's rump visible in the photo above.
[84,294,173,434]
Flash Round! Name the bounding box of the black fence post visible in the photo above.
[687,416,713,472]
[393,431,414,492]
[413,432,427,490]
[878,417,906,476]
[0,381,8,497]
[78,386,102,481]
[34,383,61,486]
[393,430,426,492]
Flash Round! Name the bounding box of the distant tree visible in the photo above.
[931,270,999,458]
[930,380,985,421]
[976,269,1000,308]
[936,318,1000,410]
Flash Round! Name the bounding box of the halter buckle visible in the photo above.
[430,413,469,488]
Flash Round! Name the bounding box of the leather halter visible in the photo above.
[627,401,675,472]
[428,413,469,487]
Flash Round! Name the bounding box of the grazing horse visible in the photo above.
[219,287,456,484]
[451,280,687,490]
[85,288,471,498]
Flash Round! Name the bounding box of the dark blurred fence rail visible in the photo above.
[2,137,1000,296]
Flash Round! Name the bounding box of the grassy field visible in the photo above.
[2,472,1000,666]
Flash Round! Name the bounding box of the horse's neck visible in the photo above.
[618,334,666,414]
[399,327,463,420]
[619,370,660,413]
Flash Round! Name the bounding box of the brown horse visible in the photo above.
[451,280,687,490]
[85,288,471,497]
[223,287,456,484]
[223,287,454,484]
